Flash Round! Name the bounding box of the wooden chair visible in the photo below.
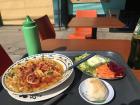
[68,10,97,39]
[0,44,13,76]
[35,15,56,40]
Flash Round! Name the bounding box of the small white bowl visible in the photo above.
[79,78,114,104]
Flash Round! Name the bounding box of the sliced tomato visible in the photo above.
[26,73,40,85]
[45,77,54,83]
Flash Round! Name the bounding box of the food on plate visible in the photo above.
[4,58,64,93]
[96,61,125,79]
[84,78,108,102]
[87,55,107,67]
[75,53,125,79]
[75,53,110,76]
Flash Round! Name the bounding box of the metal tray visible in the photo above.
[1,51,140,105]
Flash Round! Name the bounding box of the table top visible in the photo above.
[41,39,131,62]
[68,17,125,28]
[1,50,140,105]
[41,39,140,82]
[1,39,140,105]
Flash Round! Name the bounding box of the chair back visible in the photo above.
[76,10,97,37]
[76,10,97,18]
[35,15,56,40]
[0,45,13,76]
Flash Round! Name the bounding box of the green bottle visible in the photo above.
[133,35,140,69]
[128,35,139,68]
[134,18,140,35]
[22,16,41,56]
[128,35,140,69]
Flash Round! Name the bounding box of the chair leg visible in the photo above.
[92,28,97,39]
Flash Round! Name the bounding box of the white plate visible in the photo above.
[2,53,74,95]
[79,78,114,105]
[8,71,75,102]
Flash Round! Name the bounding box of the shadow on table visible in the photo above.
[52,47,67,51]
[109,28,133,33]
[121,100,140,105]
[0,82,3,92]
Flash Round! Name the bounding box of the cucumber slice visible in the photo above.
[87,55,108,67]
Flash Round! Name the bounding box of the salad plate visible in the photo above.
[75,53,125,79]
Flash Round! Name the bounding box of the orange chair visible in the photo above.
[0,44,13,76]
[35,15,56,40]
[68,10,97,39]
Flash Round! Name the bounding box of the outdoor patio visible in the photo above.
[0,26,133,62]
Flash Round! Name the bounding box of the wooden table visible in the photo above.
[41,39,130,62]
[41,39,140,82]
[68,17,125,39]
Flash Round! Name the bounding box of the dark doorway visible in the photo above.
[125,0,139,11]
[119,0,140,32]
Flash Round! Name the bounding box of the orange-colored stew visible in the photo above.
[5,58,64,93]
